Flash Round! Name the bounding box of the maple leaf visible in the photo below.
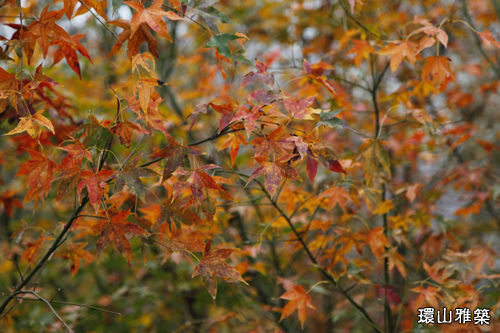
[110,121,147,148]
[285,135,309,160]
[377,41,417,72]
[125,0,178,42]
[218,125,247,165]
[0,66,21,113]
[202,94,236,133]
[156,197,205,227]
[51,34,93,79]
[411,285,442,309]
[319,186,350,211]
[0,190,23,217]
[415,36,436,55]
[232,104,261,136]
[55,167,82,202]
[77,169,114,213]
[75,113,113,149]
[107,20,159,58]
[385,247,407,278]
[241,59,274,89]
[16,149,57,205]
[134,77,159,113]
[282,94,316,119]
[192,239,247,303]
[279,285,316,329]
[21,235,53,263]
[356,139,391,186]
[306,149,318,183]
[159,222,205,267]
[365,226,389,260]
[26,5,72,58]
[346,40,375,67]
[21,64,60,99]
[249,125,293,158]
[4,110,55,140]
[477,30,500,49]
[73,0,108,20]
[91,209,146,266]
[246,154,302,197]
[132,52,156,77]
[205,33,241,59]
[58,242,93,276]
[111,156,157,202]
[172,165,231,206]
[57,140,92,171]
[303,60,336,95]
[421,56,455,86]
[150,138,204,182]
[414,26,448,48]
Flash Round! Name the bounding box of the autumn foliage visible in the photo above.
[0,0,499,332]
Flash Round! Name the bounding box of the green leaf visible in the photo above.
[112,167,158,202]
[112,0,125,14]
[205,33,240,59]
[202,6,234,24]
[319,108,345,119]
[317,117,348,129]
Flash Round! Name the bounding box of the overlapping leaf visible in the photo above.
[246,154,301,196]
[151,138,204,182]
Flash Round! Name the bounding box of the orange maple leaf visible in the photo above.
[346,40,375,67]
[478,30,500,49]
[125,0,181,42]
[319,186,350,211]
[377,41,417,72]
[58,242,93,276]
[21,235,53,263]
[192,239,247,303]
[365,227,389,260]
[421,56,455,86]
[279,284,316,329]
[26,5,72,57]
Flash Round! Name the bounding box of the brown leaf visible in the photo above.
[192,239,247,303]
[91,209,146,266]
[110,121,147,148]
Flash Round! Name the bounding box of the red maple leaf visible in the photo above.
[91,209,146,266]
[77,169,114,213]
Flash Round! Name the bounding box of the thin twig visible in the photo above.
[15,291,73,332]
